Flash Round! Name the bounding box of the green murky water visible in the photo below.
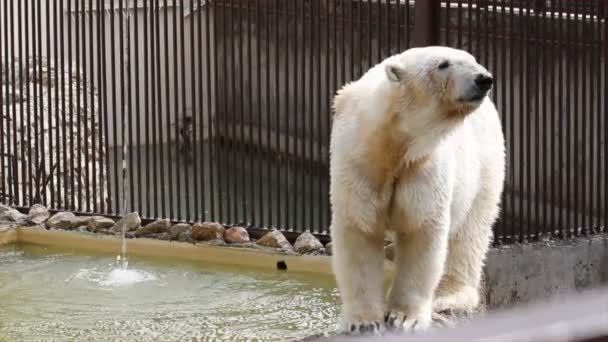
[0,243,340,341]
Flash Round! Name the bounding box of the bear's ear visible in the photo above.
[385,63,406,83]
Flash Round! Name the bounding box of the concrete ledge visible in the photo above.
[483,234,608,309]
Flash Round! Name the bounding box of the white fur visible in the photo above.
[329,46,505,334]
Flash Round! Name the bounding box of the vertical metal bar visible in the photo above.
[163,0,171,218]
[17,0,24,206]
[8,0,14,205]
[0,0,4,206]
[573,0,581,236]
[24,0,32,207]
[143,0,150,216]
[549,0,556,235]
[508,1,515,240]
[205,0,214,221]
[87,0,95,213]
[74,0,82,212]
[558,0,564,236]
[285,0,291,229]
[0,0,5,206]
[240,0,247,225]
[213,0,223,220]
[596,0,603,232]
[100,0,110,214]
[317,0,324,233]
[247,0,254,225]
[377,0,382,61]
[308,0,314,230]
[533,3,541,239]
[518,2,526,242]
[498,0,506,239]
[386,0,391,56]
[565,0,573,238]
[190,0,198,222]
[180,0,187,221]
[2,0,8,206]
[396,0,401,52]
[60,0,69,210]
[444,0,449,46]
[67,0,76,210]
[110,0,119,213]
[294,0,301,230]
[52,0,60,209]
[603,3,607,232]
[540,1,547,235]
[590,0,597,232]
[133,0,141,216]
[366,0,371,70]
[173,0,180,220]
[264,0,271,226]
[229,0,237,224]
[81,0,88,212]
[414,0,440,46]
[152,0,160,217]
[581,0,589,234]
[31,0,38,206]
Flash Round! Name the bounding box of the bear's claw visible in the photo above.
[345,321,383,335]
[384,310,430,333]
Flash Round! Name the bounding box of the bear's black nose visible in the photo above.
[475,74,493,92]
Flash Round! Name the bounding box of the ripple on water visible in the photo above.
[0,244,340,341]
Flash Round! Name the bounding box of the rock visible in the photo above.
[112,212,141,232]
[385,243,395,261]
[256,230,293,251]
[150,232,170,241]
[202,239,226,246]
[75,226,89,233]
[86,216,115,232]
[224,226,250,244]
[325,242,333,255]
[169,223,191,240]
[177,231,194,243]
[0,204,27,223]
[55,216,87,230]
[192,222,225,242]
[46,212,77,229]
[98,228,115,235]
[0,223,16,232]
[27,204,50,224]
[294,232,324,254]
[134,219,171,237]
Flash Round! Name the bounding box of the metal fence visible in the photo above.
[0,0,606,243]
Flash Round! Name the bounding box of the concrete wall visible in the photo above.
[483,234,608,309]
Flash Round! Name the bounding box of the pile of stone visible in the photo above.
[1,57,108,210]
[1,203,331,256]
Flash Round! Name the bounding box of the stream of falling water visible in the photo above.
[117,6,131,271]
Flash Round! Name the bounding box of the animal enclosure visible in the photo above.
[0,0,606,243]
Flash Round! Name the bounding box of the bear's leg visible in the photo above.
[433,205,496,315]
[386,228,449,332]
[331,222,385,335]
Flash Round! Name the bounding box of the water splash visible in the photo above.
[71,266,157,287]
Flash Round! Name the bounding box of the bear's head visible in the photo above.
[384,45,492,124]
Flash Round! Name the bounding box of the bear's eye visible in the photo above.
[438,60,450,70]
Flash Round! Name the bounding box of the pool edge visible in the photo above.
[14,227,394,280]
[0,227,17,245]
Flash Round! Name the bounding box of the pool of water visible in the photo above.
[0,243,340,341]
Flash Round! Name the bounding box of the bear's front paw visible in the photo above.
[384,310,432,333]
[343,321,383,336]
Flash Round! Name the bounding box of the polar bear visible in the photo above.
[329,46,505,335]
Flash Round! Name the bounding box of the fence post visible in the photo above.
[414,0,441,46]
